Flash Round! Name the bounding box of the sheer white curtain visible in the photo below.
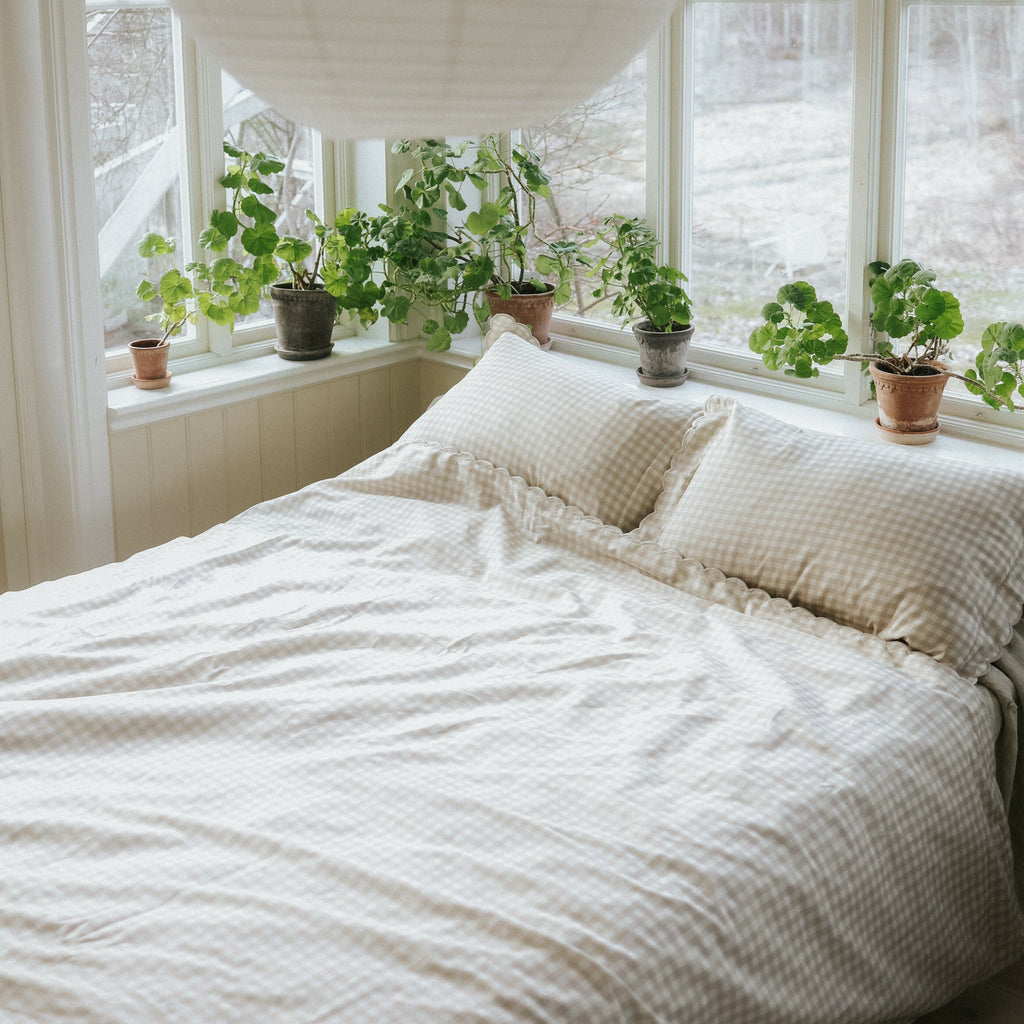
[0,0,114,589]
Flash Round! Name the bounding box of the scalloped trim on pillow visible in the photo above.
[400,333,702,532]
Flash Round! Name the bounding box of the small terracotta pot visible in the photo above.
[870,361,949,442]
[128,338,171,389]
[632,320,694,387]
[485,287,555,348]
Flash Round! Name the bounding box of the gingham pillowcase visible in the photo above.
[651,396,1024,678]
[402,333,702,532]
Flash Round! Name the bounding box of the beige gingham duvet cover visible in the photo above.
[1,440,1022,1024]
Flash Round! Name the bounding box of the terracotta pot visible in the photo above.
[270,283,337,360]
[870,361,949,444]
[632,320,694,388]
[128,338,171,389]
[485,287,555,348]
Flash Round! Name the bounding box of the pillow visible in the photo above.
[651,396,1024,678]
[402,333,702,531]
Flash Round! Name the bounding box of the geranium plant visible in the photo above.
[747,280,848,378]
[590,215,692,332]
[379,136,590,349]
[192,142,388,329]
[964,321,1024,411]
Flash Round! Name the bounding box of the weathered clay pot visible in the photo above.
[485,286,555,348]
[870,361,949,444]
[632,320,694,387]
[128,338,171,389]
[270,283,337,360]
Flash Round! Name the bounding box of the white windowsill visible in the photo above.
[544,340,1024,473]
[107,335,420,432]
[107,321,1024,473]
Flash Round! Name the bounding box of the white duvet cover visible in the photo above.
[1,440,1022,1023]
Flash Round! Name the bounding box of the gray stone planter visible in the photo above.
[632,319,694,387]
[270,283,337,361]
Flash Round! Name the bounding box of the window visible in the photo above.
[900,2,1024,383]
[539,0,1024,424]
[690,2,853,359]
[87,5,181,351]
[87,1,335,367]
[522,53,647,325]
[80,0,1024,436]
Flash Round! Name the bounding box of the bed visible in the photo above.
[3,333,1024,1023]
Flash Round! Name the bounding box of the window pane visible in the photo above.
[901,3,1024,388]
[691,2,853,359]
[223,74,316,327]
[88,6,181,351]
[522,54,646,323]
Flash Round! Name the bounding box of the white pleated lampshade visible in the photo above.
[169,0,676,139]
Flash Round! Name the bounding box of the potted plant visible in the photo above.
[133,232,209,389]
[382,136,588,349]
[747,260,1018,442]
[591,215,694,387]
[747,280,849,379]
[195,143,387,359]
[964,320,1024,411]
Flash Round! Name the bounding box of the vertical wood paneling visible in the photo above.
[328,376,362,475]
[419,361,468,414]
[294,383,333,488]
[390,359,421,438]
[104,358,458,564]
[359,368,392,458]
[259,391,298,500]
[109,428,152,561]
[148,418,190,547]
[223,400,263,517]
[186,408,228,535]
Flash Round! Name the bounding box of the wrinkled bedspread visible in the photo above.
[1,441,1022,1024]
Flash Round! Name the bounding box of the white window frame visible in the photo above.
[550,0,1024,438]
[86,0,358,378]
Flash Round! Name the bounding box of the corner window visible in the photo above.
[690,1,853,361]
[87,1,334,367]
[899,2,1024,384]
[87,4,181,351]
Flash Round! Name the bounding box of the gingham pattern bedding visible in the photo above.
[650,397,1024,680]
[402,332,702,531]
[1,440,1022,1024]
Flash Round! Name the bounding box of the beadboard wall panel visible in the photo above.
[109,364,418,562]
[419,359,469,414]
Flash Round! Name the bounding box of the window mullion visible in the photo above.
[844,0,890,406]
[647,3,689,276]
[174,13,231,357]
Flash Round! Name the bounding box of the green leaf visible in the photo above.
[275,236,314,266]
[444,310,469,336]
[240,220,279,257]
[138,232,175,259]
[465,202,503,236]
[463,255,494,291]
[240,195,277,224]
[254,157,285,176]
[158,268,193,304]
[395,167,414,193]
[777,281,816,311]
[382,292,412,323]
